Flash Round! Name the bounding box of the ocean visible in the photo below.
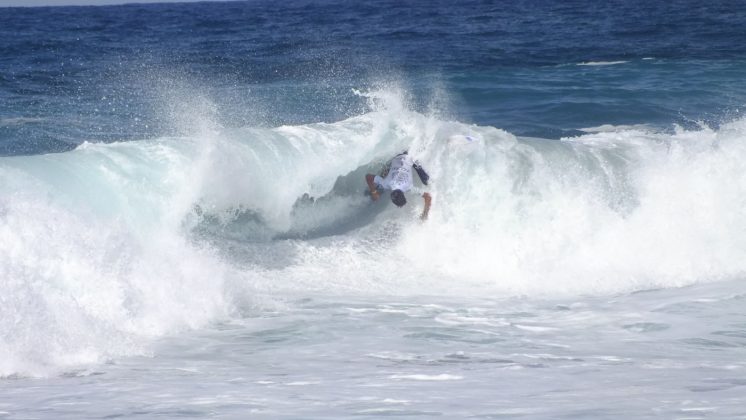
[2,0,746,418]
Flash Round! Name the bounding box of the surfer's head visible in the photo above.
[391,189,406,207]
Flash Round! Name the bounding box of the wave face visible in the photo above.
[2,89,746,377]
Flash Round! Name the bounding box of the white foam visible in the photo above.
[577,60,629,66]
[390,374,463,381]
[0,135,240,378]
[0,117,45,126]
[578,124,653,133]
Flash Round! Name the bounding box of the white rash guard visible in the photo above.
[373,153,415,192]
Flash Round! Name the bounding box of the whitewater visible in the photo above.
[2,82,746,416]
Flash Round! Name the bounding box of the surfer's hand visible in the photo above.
[365,174,380,201]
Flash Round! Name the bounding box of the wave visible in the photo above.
[2,90,746,377]
[0,117,46,127]
[576,60,629,66]
[578,124,654,133]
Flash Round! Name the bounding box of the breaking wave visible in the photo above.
[2,89,746,377]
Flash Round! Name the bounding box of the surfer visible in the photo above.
[365,151,432,220]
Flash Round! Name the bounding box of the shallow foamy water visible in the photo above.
[3,280,746,419]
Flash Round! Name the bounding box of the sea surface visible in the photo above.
[2,0,746,418]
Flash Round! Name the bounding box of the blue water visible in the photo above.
[2,0,746,155]
[2,1,746,418]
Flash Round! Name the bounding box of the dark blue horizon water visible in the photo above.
[1,0,746,155]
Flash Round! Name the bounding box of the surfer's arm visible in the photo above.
[421,192,432,221]
[365,174,380,200]
[413,162,429,185]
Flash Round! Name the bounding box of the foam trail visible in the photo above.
[577,60,629,66]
